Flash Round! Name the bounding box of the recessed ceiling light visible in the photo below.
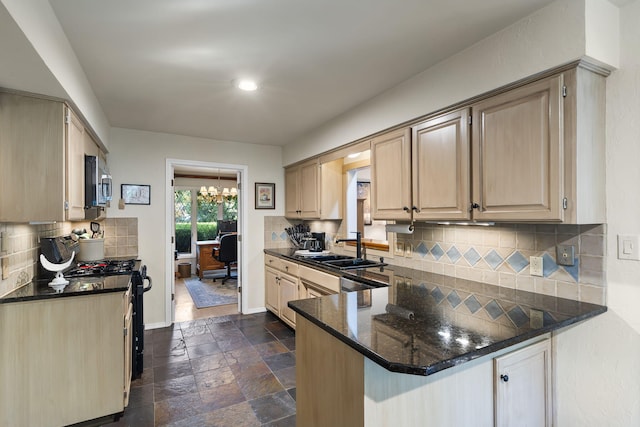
[236,79,258,91]
[347,152,361,159]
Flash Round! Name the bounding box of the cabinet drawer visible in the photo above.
[299,265,340,293]
[264,254,299,276]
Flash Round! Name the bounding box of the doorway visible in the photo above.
[166,159,248,325]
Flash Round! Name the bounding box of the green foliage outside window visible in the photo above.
[175,189,238,253]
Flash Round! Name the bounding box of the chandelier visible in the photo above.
[200,170,237,203]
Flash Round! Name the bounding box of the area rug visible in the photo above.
[183,277,237,308]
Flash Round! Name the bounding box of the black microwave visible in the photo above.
[85,155,112,219]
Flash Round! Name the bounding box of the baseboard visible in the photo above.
[243,306,267,315]
[145,321,170,330]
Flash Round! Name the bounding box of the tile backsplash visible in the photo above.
[263,217,607,306]
[0,218,138,297]
[392,223,606,305]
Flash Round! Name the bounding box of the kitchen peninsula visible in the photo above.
[284,258,606,427]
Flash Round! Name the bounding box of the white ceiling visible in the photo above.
[40,1,564,146]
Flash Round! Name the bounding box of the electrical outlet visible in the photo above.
[556,245,575,266]
[405,243,413,257]
[530,309,544,328]
[530,256,543,277]
[1,259,8,280]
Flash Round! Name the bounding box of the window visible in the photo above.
[174,187,238,255]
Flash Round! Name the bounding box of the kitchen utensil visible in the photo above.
[90,222,101,238]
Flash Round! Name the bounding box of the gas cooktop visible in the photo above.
[65,259,139,278]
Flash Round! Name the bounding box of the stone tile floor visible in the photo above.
[105,311,296,427]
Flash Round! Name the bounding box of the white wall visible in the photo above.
[1,0,111,148]
[283,0,639,424]
[107,127,283,326]
[555,1,640,425]
[283,0,597,165]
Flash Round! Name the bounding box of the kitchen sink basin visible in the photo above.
[303,254,354,262]
[321,258,386,270]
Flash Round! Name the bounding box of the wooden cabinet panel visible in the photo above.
[0,92,105,222]
[0,93,65,222]
[66,108,86,220]
[495,339,551,427]
[412,108,470,220]
[265,266,279,315]
[472,75,563,221]
[285,158,342,220]
[370,128,412,220]
[0,293,126,426]
[284,166,300,218]
[123,301,133,407]
[299,160,320,218]
[279,273,298,328]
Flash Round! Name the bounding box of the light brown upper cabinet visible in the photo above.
[471,66,606,223]
[0,92,93,222]
[471,75,563,221]
[370,128,412,220]
[371,109,470,221]
[412,108,470,220]
[371,64,606,224]
[285,158,343,219]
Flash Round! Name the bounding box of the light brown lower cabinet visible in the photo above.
[264,255,341,328]
[0,290,132,427]
[296,316,552,427]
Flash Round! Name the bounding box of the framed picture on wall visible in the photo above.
[121,184,151,205]
[255,183,275,209]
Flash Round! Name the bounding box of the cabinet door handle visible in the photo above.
[403,206,410,212]
[412,206,420,213]
[500,374,509,382]
[470,202,480,211]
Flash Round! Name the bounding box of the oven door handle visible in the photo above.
[142,276,152,292]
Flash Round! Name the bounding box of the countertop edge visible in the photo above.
[290,301,607,376]
[0,281,131,304]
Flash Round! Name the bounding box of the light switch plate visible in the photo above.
[556,245,575,266]
[618,234,640,260]
[530,256,543,277]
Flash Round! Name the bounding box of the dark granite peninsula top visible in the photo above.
[283,254,607,376]
[0,274,132,304]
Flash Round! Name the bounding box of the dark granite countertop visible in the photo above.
[265,248,607,376]
[0,275,132,304]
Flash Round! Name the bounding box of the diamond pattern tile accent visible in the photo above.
[542,253,559,277]
[415,242,429,258]
[507,251,529,273]
[507,306,529,328]
[280,231,288,241]
[446,246,461,263]
[464,295,482,314]
[485,300,504,320]
[562,258,579,282]
[447,290,462,308]
[431,243,444,261]
[271,232,279,241]
[431,286,445,304]
[484,250,504,270]
[464,248,482,266]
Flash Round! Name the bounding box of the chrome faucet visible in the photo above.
[336,231,364,259]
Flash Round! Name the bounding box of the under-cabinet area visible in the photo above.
[0,287,132,427]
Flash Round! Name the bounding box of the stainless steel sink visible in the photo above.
[321,258,386,270]
[303,254,354,262]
